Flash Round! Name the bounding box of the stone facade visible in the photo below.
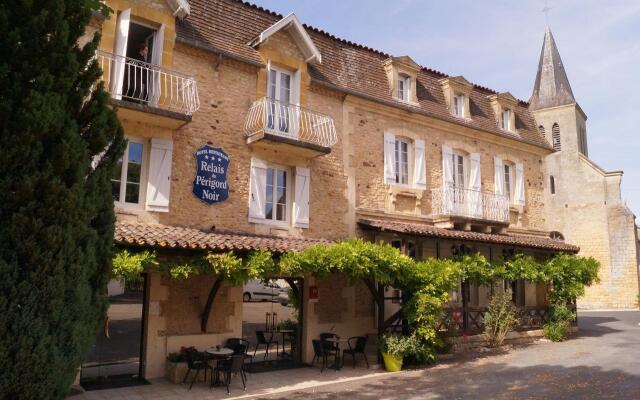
[91,0,601,381]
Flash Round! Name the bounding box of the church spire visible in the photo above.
[529,27,576,111]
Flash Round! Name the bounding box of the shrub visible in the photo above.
[483,294,519,347]
[378,334,410,358]
[543,303,576,342]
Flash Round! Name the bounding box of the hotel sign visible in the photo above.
[192,145,229,204]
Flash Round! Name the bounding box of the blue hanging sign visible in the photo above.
[192,145,230,204]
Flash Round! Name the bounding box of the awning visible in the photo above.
[358,218,579,253]
[115,221,333,253]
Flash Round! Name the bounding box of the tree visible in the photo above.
[0,0,124,398]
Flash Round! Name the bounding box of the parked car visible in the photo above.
[243,279,289,305]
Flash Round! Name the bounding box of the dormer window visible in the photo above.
[501,109,511,131]
[439,76,472,119]
[453,94,466,118]
[398,74,411,102]
[488,92,518,133]
[383,56,420,105]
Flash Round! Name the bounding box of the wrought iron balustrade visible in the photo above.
[431,185,510,223]
[96,50,200,115]
[244,97,337,149]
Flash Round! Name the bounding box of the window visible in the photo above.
[397,74,410,101]
[550,175,556,194]
[267,66,293,133]
[394,139,410,185]
[578,126,588,156]
[265,166,289,222]
[112,140,145,206]
[453,94,465,117]
[552,123,561,151]
[451,152,465,188]
[503,163,514,201]
[501,109,511,131]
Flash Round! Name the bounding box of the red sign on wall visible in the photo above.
[309,286,319,302]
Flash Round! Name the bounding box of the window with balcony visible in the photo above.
[267,66,293,134]
[503,162,515,202]
[98,9,199,116]
[112,140,146,207]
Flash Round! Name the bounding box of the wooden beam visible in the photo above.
[201,279,223,333]
[363,278,382,307]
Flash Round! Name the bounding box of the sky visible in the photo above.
[251,0,640,216]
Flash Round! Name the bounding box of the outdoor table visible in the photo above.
[267,329,295,357]
[323,337,350,371]
[205,347,234,387]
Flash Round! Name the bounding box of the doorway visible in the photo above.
[80,275,148,390]
[242,278,303,373]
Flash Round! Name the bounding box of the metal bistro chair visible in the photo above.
[343,336,370,368]
[319,332,339,357]
[311,339,335,373]
[183,350,213,390]
[226,338,251,356]
[254,330,278,360]
[214,354,247,394]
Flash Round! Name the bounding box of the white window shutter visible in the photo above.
[383,132,396,184]
[249,158,267,220]
[112,9,131,100]
[293,167,310,228]
[145,138,173,212]
[149,24,165,106]
[413,139,426,190]
[469,153,482,218]
[494,156,504,196]
[515,162,526,206]
[442,145,454,186]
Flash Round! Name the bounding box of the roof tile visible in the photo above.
[177,0,552,150]
[358,218,579,253]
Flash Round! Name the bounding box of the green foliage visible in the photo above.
[484,294,520,347]
[113,242,599,365]
[378,334,410,358]
[112,250,157,284]
[543,303,576,342]
[0,0,125,397]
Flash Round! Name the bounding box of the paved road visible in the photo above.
[256,311,640,400]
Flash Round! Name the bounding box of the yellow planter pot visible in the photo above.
[382,352,403,372]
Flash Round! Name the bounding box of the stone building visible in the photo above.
[81,0,583,385]
[530,28,640,310]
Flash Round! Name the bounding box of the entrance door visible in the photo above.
[242,278,303,372]
[80,275,147,390]
[266,67,293,136]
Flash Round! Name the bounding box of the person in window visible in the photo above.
[123,43,149,103]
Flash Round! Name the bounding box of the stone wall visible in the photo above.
[344,102,549,231]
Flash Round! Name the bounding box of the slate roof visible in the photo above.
[358,218,579,253]
[115,221,333,253]
[529,27,576,111]
[176,0,552,150]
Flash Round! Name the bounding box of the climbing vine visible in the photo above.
[112,240,599,360]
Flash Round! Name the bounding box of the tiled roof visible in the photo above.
[115,221,333,253]
[358,218,579,253]
[177,0,552,150]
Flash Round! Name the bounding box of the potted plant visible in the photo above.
[378,334,409,372]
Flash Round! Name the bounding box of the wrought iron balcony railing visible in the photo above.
[431,185,509,223]
[244,97,337,149]
[96,50,200,115]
